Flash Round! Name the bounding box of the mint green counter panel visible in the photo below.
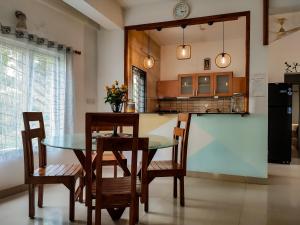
[187,115,268,178]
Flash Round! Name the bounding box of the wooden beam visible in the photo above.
[125,11,249,31]
[245,12,251,112]
[263,0,269,45]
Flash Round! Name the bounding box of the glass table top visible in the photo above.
[42,133,177,151]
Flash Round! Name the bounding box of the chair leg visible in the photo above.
[129,202,135,225]
[144,182,149,213]
[114,164,117,178]
[87,207,93,225]
[95,205,101,225]
[28,184,35,219]
[179,176,185,207]
[173,176,177,198]
[38,184,43,208]
[135,197,139,223]
[69,182,75,221]
[79,174,84,203]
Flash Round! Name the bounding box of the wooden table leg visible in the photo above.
[73,150,86,169]
[137,149,157,177]
[112,151,131,176]
[107,207,126,220]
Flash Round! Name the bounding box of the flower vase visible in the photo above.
[110,102,123,113]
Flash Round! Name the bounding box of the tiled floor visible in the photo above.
[1,164,300,225]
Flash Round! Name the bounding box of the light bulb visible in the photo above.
[215,52,231,68]
[181,47,186,57]
[143,55,154,69]
[176,45,191,60]
[221,56,226,65]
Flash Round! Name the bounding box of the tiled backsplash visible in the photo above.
[158,96,245,113]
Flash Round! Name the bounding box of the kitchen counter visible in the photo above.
[139,113,267,179]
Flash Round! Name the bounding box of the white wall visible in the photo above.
[97,29,124,112]
[268,31,300,83]
[160,38,246,80]
[0,0,98,190]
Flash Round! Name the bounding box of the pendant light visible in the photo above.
[215,22,231,68]
[143,31,155,69]
[176,25,191,60]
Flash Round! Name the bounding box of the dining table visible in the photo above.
[42,133,178,177]
[42,133,177,220]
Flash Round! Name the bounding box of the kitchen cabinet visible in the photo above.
[157,80,179,98]
[214,72,233,96]
[195,73,214,97]
[178,72,233,97]
[178,74,194,96]
[232,77,246,94]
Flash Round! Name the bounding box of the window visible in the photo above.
[132,66,146,112]
[0,36,67,159]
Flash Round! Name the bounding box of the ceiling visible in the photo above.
[117,0,169,8]
[148,17,246,46]
[270,0,300,15]
[269,11,300,42]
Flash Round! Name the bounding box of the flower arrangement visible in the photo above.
[105,80,127,112]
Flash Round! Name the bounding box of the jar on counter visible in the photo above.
[126,99,136,113]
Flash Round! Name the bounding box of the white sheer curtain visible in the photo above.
[0,35,74,160]
[64,54,75,134]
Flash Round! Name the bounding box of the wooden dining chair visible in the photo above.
[85,113,140,225]
[144,113,191,212]
[22,112,83,221]
[91,125,127,178]
[94,137,148,225]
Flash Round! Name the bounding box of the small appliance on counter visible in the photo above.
[268,83,293,164]
[231,93,243,113]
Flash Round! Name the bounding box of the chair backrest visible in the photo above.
[91,125,123,133]
[95,137,148,206]
[22,112,47,181]
[85,113,140,206]
[172,113,191,172]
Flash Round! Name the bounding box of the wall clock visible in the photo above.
[173,0,190,19]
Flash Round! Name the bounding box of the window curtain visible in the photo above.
[64,53,75,134]
[0,35,74,160]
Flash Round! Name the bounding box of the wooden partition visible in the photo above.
[126,30,160,112]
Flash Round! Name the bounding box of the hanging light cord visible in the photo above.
[147,31,151,56]
[222,22,225,54]
[182,27,185,46]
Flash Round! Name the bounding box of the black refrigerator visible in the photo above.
[268,83,293,164]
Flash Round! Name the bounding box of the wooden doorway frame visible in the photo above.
[263,0,269,45]
[124,11,251,113]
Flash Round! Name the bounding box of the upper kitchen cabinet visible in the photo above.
[195,73,214,97]
[178,74,195,97]
[178,72,233,97]
[157,80,179,98]
[232,77,246,95]
[213,72,233,96]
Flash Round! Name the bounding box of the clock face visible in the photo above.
[173,2,190,19]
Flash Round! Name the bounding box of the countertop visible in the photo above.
[154,111,250,117]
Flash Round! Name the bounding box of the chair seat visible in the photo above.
[33,164,82,177]
[92,177,141,197]
[147,160,184,177]
[92,152,127,165]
